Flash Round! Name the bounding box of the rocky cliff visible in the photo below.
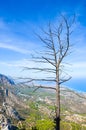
[0,74,15,86]
[0,74,28,129]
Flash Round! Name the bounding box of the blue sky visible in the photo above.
[0,0,86,91]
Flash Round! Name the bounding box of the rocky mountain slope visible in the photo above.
[0,74,29,129]
[0,74,15,86]
[60,87,86,113]
[0,73,86,128]
[16,85,86,113]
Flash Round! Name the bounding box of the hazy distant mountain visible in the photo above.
[0,73,86,114]
[0,73,15,86]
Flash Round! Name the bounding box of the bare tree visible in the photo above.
[24,15,75,130]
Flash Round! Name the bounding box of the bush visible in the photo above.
[19,117,55,130]
[36,119,55,130]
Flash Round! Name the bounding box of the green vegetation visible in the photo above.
[36,119,55,130]
[20,118,55,130]
[11,90,86,130]
[16,101,86,130]
[18,118,86,130]
[61,121,86,130]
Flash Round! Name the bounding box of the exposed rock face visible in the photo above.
[60,87,86,113]
[0,89,4,106]
[0,74,15,86]
[0,87,27,120]
[0,74,27,129]
[2,102,21,120]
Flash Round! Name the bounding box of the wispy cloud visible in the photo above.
[0,58,86,79]
[0,19,41,55]
[0,59,55,78]
[0,14,86,80]
[0,42,30,54]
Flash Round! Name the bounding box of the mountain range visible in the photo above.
[0,73,86,114]
[0,73,86,128]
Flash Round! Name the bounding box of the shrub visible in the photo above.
[36,119,55,130]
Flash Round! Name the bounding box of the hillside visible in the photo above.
[16,84,86,114]
[0,73,86,115]
[0,74,15,86]
[0,74,29,129]
[60,87,86,113]
[15,84,86,129]
[0,74,86,129]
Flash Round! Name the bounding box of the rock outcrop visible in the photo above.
[0,74,26,129]
[0,74,15,86]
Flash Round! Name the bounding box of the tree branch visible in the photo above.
[59,76,72,84]
[42,56,56,67]
[33,85,56,92]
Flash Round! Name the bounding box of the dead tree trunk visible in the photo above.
[23,15,75,130]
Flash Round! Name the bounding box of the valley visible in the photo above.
[0,74,86,129]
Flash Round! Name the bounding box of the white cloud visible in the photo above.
[0,16,86,80]
[0,42,30,54]
[0,59,55,78]
[1,58,86,79]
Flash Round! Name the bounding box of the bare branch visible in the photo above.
[42,56,56,67]
[59,76,72,84]
[27,78,56,82]
[33,85,56,92]
[23,67,56,73]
